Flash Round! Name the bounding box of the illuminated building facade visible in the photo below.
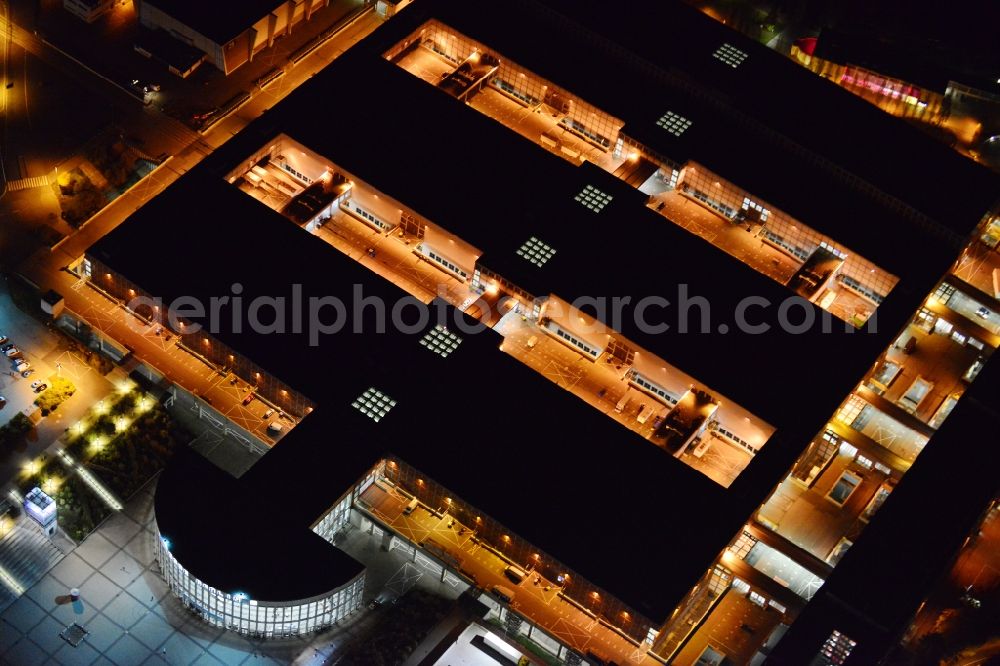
[81,0,1000,663]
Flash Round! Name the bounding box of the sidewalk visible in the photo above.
[0,479,372,665]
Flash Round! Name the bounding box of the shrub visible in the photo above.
[34,377,77,416]
[0,413,33,449]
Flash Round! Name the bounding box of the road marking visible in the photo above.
[4,174,50,191]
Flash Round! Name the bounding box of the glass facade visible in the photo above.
[312,490,354,544]
[678,162,898,303]
[389,20,625,153]
[154,522,364,638]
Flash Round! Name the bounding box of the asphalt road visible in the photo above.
[0,3,379,270]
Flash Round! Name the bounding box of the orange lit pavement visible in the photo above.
[359,481,661,665]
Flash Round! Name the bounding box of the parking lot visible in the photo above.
[0,280,115,485]
[65,281,300,447]
[0,281,80,431]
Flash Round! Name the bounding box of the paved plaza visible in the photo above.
[0,475,476,665]
[0,482,331,665]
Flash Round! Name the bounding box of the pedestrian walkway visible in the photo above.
[0,480,381,665]
[0,518,71,613]
[4,174,52,192]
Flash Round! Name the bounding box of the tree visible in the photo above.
[0,413,33,449]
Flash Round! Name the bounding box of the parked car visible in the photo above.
[242,392,255,406]
[30,380,44,390]
[0,396,6,409]
[21,369,34,379]
[262,408,275,419]
[0,335,8,345]
[1,343,14,352]
[14,361,29,373]
[976,306,991,320]
[32,383,47,393]
[3,346,19,357]
[132,80,161,93]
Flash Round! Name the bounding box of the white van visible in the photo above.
[503,565,527,584]
[491,585,515,603]
[403,498,419,515]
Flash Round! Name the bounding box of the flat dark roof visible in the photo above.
[814,0,1000,94]
[101,192,740,615]
[144,0,285,44]
[195,52,917,422]
[136,26,206,74]
[186,41,939,494]
[89,0,1000,626]
[529,0,999,240]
